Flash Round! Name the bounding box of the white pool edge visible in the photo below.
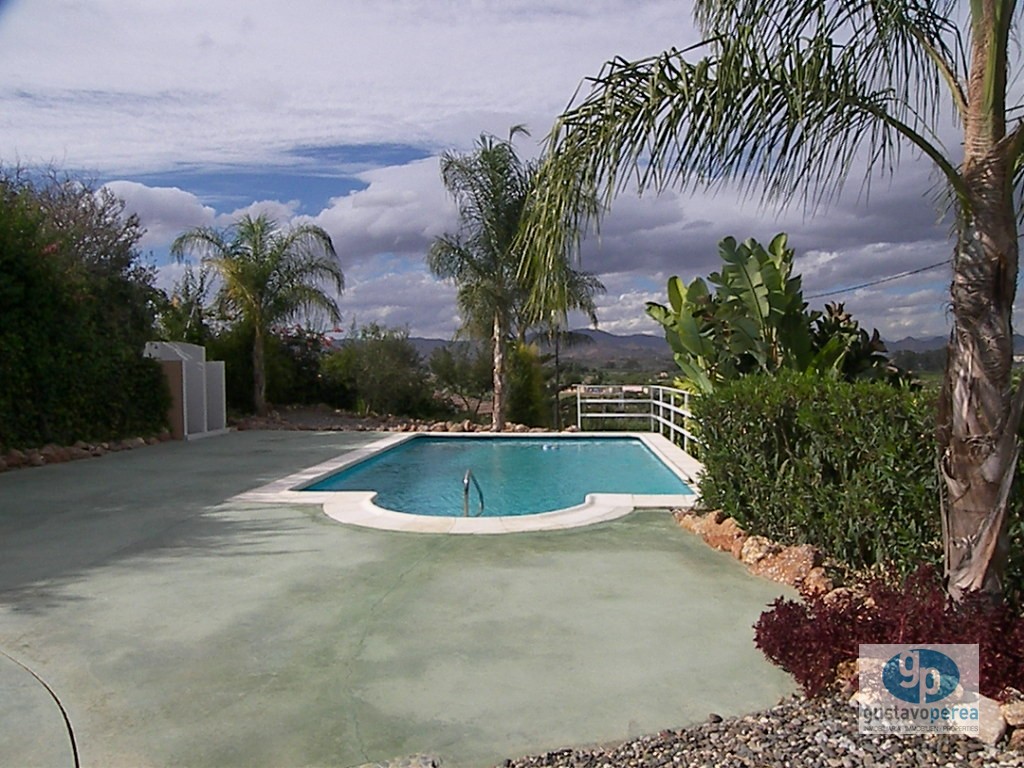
[231,432,702,534]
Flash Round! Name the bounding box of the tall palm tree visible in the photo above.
[171,213,343,416]
[525,1,1023,600]
[429,127,603,431]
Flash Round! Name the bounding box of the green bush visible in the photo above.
[0,170,169,447]
[507,343,548,427]
[321,324,437,418]
[694,370,939,573]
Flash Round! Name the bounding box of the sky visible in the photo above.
[0,0,992,341]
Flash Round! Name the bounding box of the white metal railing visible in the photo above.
[463,468,484,517]
[574,384,700,453]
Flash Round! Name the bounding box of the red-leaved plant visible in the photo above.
[754,565,1024,700]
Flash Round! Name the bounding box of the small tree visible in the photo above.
[429,344,492,418]
[172,214,343,416]
[156,262,213,345]
[322,324,434,417]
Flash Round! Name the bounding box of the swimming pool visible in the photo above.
[303,435,693,516]
[235,432,701,534]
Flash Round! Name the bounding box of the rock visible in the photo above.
[834,660,857,691]
[800,567,835,596]
[676,511,705,535]
[979,695,1008,746]
[1002,700,1024,728]
[27,450,45,467]
[40,444,69,463]
[68,446,92,460]
[145,436,160,445]
[0,457,6,472]
[129,436,147,448]
[1009,727,1024,752]
[739,535,781,566]
[730,535,748,560]
[701,516,747,553]
[447,421,464,433]
[822,587,856,606]
[514,424,529,433]
[5,449,27,468]
[748,544,823,588]
[430,422,448,432]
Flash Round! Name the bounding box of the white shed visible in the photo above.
[144,342,227,440]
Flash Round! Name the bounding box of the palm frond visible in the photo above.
[524,7,976,278]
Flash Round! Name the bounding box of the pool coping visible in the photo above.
[232,431,702,534]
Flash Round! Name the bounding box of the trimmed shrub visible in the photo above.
[694,370,939,574]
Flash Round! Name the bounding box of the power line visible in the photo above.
[806,258,952,299]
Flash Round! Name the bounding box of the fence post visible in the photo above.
[682,390,689,453]
[576,386,582,430]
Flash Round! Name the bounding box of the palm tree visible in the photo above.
[525,1,1023,600]
[171,213,344,416]
[429,127,604,431]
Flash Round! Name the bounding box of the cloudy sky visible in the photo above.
[0,0,980,341]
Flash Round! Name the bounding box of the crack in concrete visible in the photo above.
[343,536,453,764]
[0,646,80,767]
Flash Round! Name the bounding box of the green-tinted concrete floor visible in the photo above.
[0,430,794,768]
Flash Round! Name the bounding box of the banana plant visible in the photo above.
[646,234,897,393]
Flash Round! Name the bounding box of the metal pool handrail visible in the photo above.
[463,469,484,517]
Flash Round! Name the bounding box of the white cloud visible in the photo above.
[217,200,301,227]
[102,180,214,248]
[339,254,458,339]
[0,0,691,172]
[306,158,456,269]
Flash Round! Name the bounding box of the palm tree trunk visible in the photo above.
[554,330,562,431]
[253,325,268,417]
[938,8,1021,600]
[491,313,507,432]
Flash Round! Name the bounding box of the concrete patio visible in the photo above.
[0,430,794,767]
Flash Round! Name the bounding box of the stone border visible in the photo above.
[233,432,701,534]
[1,432,174,472]
[672,508,833,595]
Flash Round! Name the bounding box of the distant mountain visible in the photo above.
[408,329,674,368]
[406,330,1024,368]
[887,335,1024,353]
[885,336,947,353]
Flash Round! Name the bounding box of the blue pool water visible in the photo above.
[303,436,693,517]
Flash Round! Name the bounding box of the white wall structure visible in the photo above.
[144,342,228,440]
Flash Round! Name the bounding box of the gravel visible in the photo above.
[498,694,1024,768]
